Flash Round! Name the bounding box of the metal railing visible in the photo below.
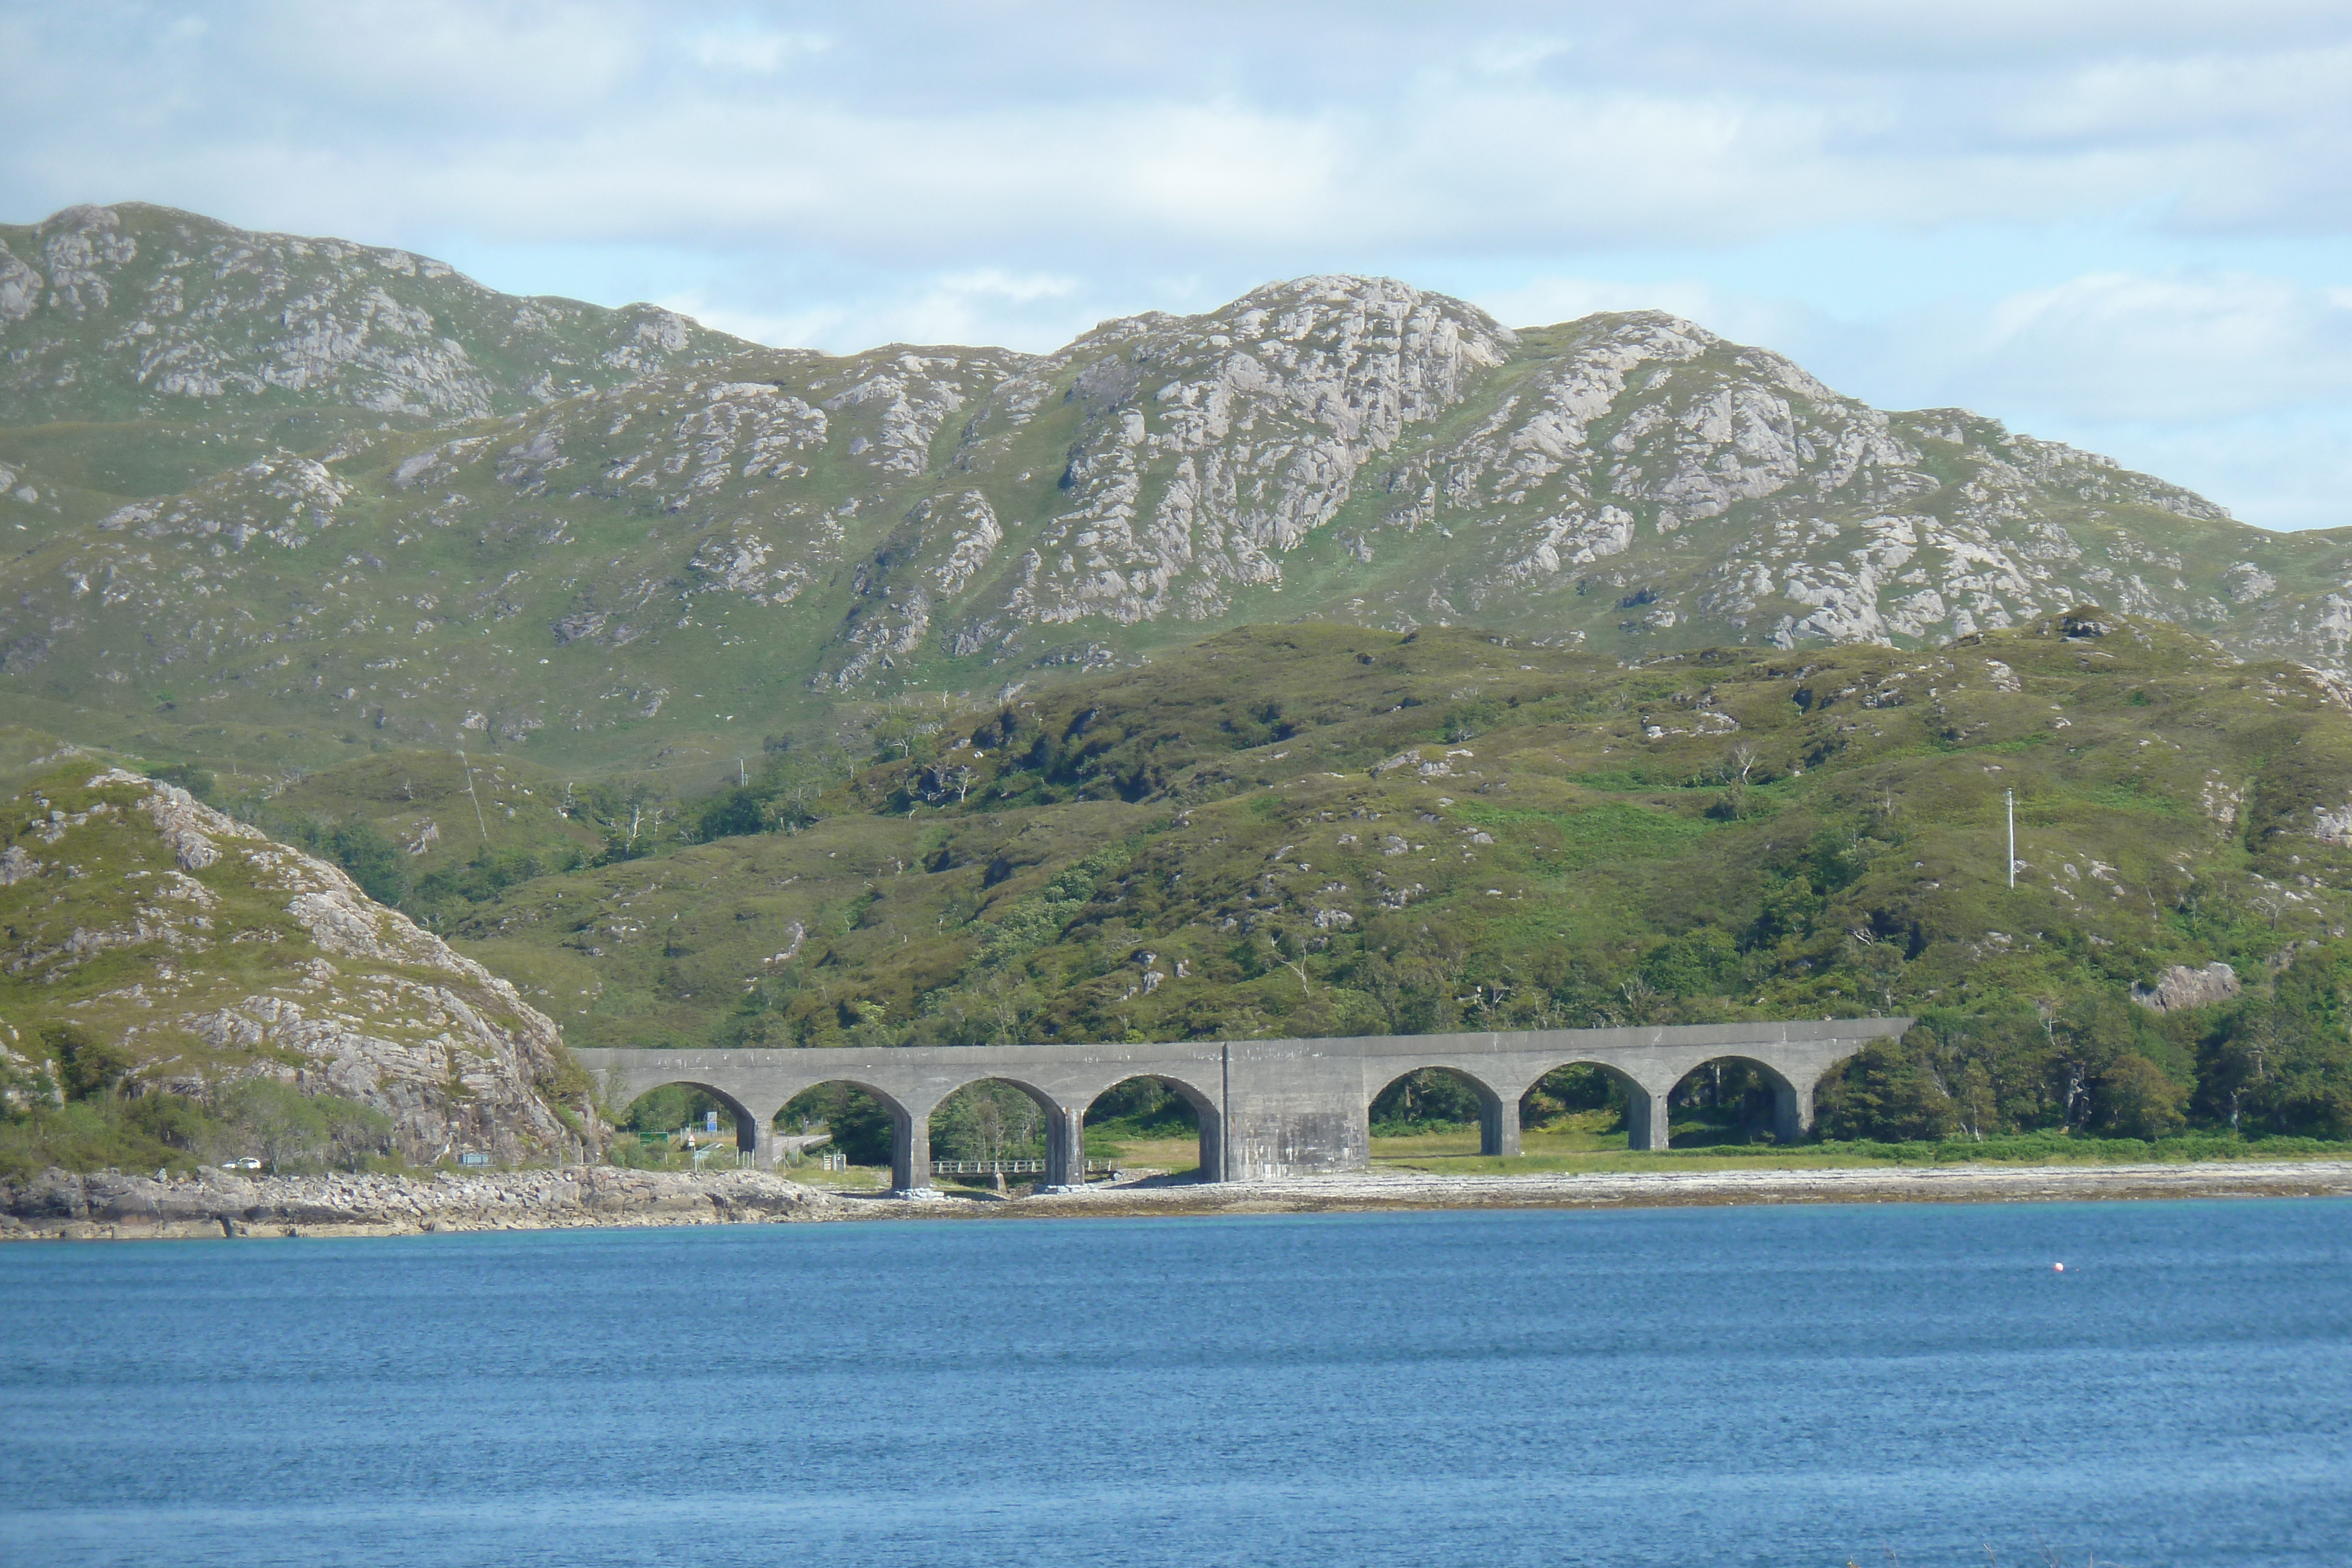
[926,1158,1120,1176]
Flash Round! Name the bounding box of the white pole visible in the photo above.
[2006,788,2016,889]
[457,749,490,844]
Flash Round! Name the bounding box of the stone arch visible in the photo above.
[1666,1053,1809,1145]
[927,1074,1081,1191]
[1522,1058,1669,1151]
[616,1079,763,1161]
[1368,1063,1514,1156]
[1083,1072,1225,1183]
[773,1078,918,1175]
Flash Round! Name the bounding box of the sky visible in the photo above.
[5,0,2351,529]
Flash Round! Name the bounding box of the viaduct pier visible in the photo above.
[574,1019,1908,1195]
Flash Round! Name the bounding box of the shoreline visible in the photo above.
[6,1158,2351,1240]
[987,1159,2352,1218]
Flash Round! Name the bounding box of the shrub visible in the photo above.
[143,763,218,804]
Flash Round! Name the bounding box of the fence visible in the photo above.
[926,1158,1121,1177]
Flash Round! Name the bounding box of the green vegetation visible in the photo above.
[0,762,586,1176]
[15,606,2352,1175]
[10,211,2352,797]
[1368,1121,2352,1177]
[381,613,2352,1152]
[0,1025,393,1181]
[9,206,2352,1180]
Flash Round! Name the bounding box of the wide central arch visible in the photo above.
[918,1072,1088,1191]
[1508,1059,1641,1154]
[773,1080,911,1183]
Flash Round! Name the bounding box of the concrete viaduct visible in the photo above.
[573,1018,1907,1195]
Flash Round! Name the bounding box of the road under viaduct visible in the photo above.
[573,1018,1908,1195]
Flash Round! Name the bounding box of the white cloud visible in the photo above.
[11,1,2348,258]
[667,268,1097,355]
[1488,266,2352,423]
[1966,272,2352,420]
[1472,266,2352,528]
[1466,35,1571,75]
[686,27,830,75]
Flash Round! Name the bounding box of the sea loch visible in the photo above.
[2,1199,2347,1567]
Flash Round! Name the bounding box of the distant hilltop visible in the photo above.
[4,202,2350,775]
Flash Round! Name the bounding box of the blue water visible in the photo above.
[2,1200,2348,1567]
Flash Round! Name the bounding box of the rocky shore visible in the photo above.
[0,1165,839,1239]
[1004,1159,2352,1216]
[8,1158,2350,1241]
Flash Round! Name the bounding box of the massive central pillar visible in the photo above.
[1218,1039,1372,1179]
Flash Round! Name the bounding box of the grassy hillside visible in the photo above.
[409,611,2352,1144]
[0,767,586,1178]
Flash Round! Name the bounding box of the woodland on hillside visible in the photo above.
[18,609,2348,1177]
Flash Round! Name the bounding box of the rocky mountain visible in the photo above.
[5,205,2351,780]
[0,765,589,1164]
[0,202,751,520]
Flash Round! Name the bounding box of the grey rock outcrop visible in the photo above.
[11,219,2352,765]
[1,767,585,1164]
[0,202,747,430]
[1,1166,836,1238]
[2132,961,2241,1012]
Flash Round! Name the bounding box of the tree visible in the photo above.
[932,1081,1044,1161]
[2048,998,2133,1131]
[870,698,943,763]
[780,1083,896,1165]
[219,1079,330,1174]
[143,763,218,804]
[1370,1068,1488,1132]
[329,815,411,905]
[46,1024,135,1102]
[1708,744,1760,820]
[2094,1053,2187,1139]
[2199,989,2352,1139]
[1640,928,1742,998]
[1749,875,1818,948]
[1815,1036,1962,1142]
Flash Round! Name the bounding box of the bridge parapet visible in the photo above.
[571,1018,1909,1194]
